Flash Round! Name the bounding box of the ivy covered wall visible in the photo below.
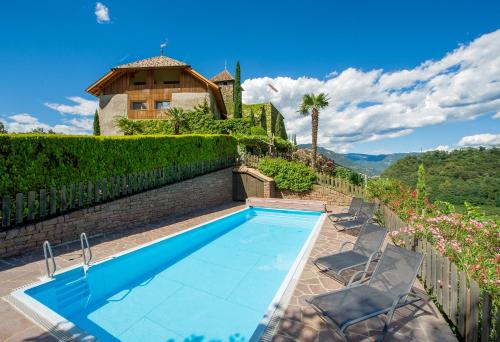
[242,103,288,140]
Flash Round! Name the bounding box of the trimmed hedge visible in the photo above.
[0,134,237,196]
[116,114,252,136]
[258,157,316,192]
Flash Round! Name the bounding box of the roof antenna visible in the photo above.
[160,42,167,56]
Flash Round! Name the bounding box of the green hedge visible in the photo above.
[258,157,315,192]
[116,114,252,136]
[0,134,237,196]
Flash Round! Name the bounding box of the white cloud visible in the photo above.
[44,96,98,116]
[493,112,500,119]
[242,30,500,151]
[95,2,110,24]
[424,145,451,152]
[5,113,92,135]
[458,133,500,147]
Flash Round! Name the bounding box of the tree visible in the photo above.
[233,61,242,118]
[30,128,57,134]
[0,121,6,134]
[93,110,100,136]
[249,109,255,126]
[416,163,427,213]
[293,134,297,146]
[165,107,187,135]
[298,93,329,169]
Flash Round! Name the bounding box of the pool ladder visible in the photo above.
[80,232,93,267]
[43,240,56,278]
[42,233,93,278]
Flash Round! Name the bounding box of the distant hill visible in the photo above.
[299,145,414,176]
[381,147,500,207]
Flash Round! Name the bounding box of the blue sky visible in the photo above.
[1,0,499,153]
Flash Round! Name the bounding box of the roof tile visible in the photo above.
[114,56,188,69]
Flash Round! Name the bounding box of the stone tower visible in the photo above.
[211,69,235,116]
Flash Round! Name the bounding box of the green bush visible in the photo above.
[0,134,237,195]
[250,126,267,136]
[258,157,315,192]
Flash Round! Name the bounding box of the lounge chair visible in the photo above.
[314,223,387,284]
[328,197,364,222]
[307,244,424,342]
[333,202,377,231]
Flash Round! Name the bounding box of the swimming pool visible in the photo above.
[10,207,324,341]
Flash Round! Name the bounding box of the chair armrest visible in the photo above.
[347,270,368,287]
[339,241,355,252]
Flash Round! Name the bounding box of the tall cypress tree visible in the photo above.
[249,108,255,126]
[233,61,242,118]
[93,110,101,136]
[416,163,427,213]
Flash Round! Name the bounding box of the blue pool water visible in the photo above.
[23,207,322,341]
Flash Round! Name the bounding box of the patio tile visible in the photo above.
[0,202,458,342]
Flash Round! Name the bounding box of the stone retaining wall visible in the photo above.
[273,185,352,210]
[233,167,353,210]
[0,168,233,258]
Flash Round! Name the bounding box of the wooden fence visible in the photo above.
[1,156,236,230]
[239,155,366,197]
[380,204,498,342]
[316,172,366,198]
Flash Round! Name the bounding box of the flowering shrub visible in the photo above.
[369,178,500,295]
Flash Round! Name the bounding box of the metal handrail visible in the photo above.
[43,240,56,278]
[80,232,93,266]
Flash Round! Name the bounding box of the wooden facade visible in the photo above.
[86,56,228,123]
[98,68,211,120]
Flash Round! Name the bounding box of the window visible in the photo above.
[131,101,147,110]
[155,101,170,110]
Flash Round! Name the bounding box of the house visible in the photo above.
[211,69,235,116]
[86,55,228,135]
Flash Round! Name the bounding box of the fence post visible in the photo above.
[87,181,93,206]
[69,184,75,209]
[15,193,24,224]
[2,196,11,227]
[109,177,115,199]
[481,292,491,342]
[450,263,459,325]
[49,187,57,215]
[94,180,101,203]
[60,185,67,212]
[458,271,467,338]
[467,280,479,342]
[28,191,36,221]
[40,189,47,218]
[78,183,83,208]
[442,257,450,317]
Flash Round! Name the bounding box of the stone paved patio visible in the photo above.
[0,202,457,342]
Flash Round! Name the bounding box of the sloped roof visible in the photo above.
[211,69,234,82]
[114,56,188,69]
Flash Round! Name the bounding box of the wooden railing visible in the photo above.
[380,204,498,342]
[239,155,365,197]
[316,172,366,198]
[0,156,236,230]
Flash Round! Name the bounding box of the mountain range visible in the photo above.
[298,145,416,176]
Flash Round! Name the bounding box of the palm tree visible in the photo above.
[298,93,329,169]
[165,107,186,135]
